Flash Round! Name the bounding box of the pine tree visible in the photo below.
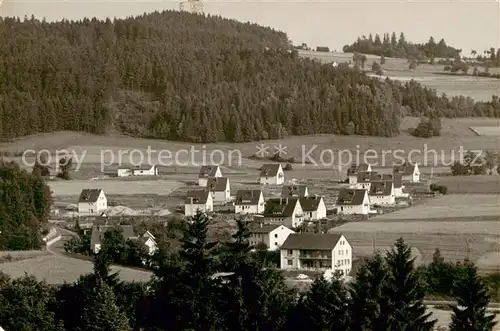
[77,277,132,331]
[449,262,497,331]
[383,238,436,331]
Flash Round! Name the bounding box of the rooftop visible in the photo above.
[281,233,342,250]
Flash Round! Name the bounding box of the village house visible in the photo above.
[280,233,352,276]
[206,177,231,203]
[299,196,327,220]
[137,231,158,255]
[393,162,420,183]
[355,171,382,190]
[198,165,222,187]
[184,190,213,217]
[234,189,265,214]
[263,198,304,228]
[281,184,309,198]
[347,163,372,184]
[368,181,395,205]
[335,188,370,215]
[90,224,137,254]
[392,173,408,198]
[249,223,295,251]
[116,164,158,177]
[259,164,284,185]
[78,189,107,216]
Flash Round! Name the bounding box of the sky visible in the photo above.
[1,0,499,54]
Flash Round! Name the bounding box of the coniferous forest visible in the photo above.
[1,12,500,143]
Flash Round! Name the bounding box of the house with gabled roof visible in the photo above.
[281,184,309,198]
[263,198,304,228]
[392,173,408,198]
[393,161,420,183]
[135,231,158,255]
[249,223,295,251]
[280,233,352,275]
[198,165,222,187]
[78,189,107,216]
[299,196,327,220]
[347,163,372,184]
[355,171,383,190]
[234,190,264,214]
[206,177,230,203]
[368,181,395,205]
[260,164,284,185]
[116,164,158,177]
[185,190,213,217]
[335,188,370,215]
[90,224,137,254]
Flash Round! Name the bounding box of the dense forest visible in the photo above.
[1,14,499,143]
[343,32,461,59]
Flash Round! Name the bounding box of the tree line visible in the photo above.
[0,211,497,331]
[1,14,499,144]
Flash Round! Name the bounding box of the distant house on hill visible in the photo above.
[249,223,295,251]
[260,164,284,185]
[184,190,213,217]
[368,181,395,205]
[335,188,370,215]
[78,189,107,216]
[90,224,137,254]
[393,162,420,183]
[263,198,304,228]
[206,177,231,203]
[198,165,222,187]
[281,184,309,198]
[300,196,327,220]
[234,190,264,214]
[347,163,372,184]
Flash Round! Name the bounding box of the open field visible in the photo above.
[298,50,500,102]
[470,126,500,136]
[430,307,500,330]
[0,255,153,284]
[374,194,500,220]
[434,176,500,194]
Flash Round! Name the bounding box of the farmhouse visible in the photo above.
[234,190,265,214]
[281,184,309,198]
[369,181,395,205]
[249,223,295,251]
[280,233,352,275]
[78,189,107,216]
[299,196,327,220]
[355,171,381,190]
[263,198,304,228]
[347,163,372,184]
[90,224,137,254]
[116,164,158,177]
[184,190,213,217]
[260,164,284,185]
[198,165,222,187]
[206,177,231,203]
[335,188,370,215]
[393,162,420,183]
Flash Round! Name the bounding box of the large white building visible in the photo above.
[78,189,107,216]
[206,177,231,203]
[280,233,352,276]
[234,190,265,214]
[198,165,222,187]
[335,188,370,215]
[369,181,395,205]
[249,224,295,251]
[184,190,213,217]
[260,164,284,185]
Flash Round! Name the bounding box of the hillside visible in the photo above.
[0,13,499,143]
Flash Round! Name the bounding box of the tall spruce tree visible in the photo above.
[449,262,497,331]
[383,238,436,331]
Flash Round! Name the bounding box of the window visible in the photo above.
[274,242,278,246]
[287,250,293,255]
[287,260,293,266]
[274,234,278,238]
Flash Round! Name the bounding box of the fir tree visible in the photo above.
[449,262,497,331]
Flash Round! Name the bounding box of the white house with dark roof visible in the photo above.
[392,173,409,198]
[299,196,327,220]
[78,189,107,216]
[90,224,137,254]
[281,184,309,198]
[355,171,384,190]
[137,231,158,255]
[260,164,284,185]
[184,190,213,217]
[263,198,304,228]
[116,164,158,177]
[206,177,230,203]
[347,163,372,184]
[280,233,352,275]
[369,181,395,205]
[198,165,222,187]
[393,162,420,183]
[335,188,370,215]
[234,190,264,214]
[249,223,295,251]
